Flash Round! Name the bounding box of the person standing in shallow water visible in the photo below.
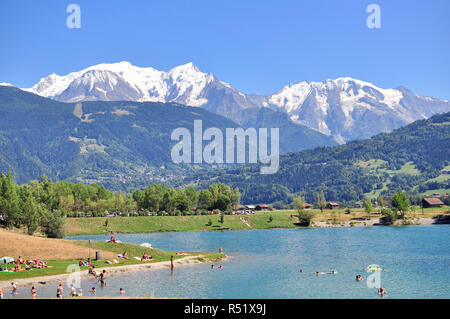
[31,285,37,299]
[56,283,63,298]
[100,270,107,286]
[170,256,174,270]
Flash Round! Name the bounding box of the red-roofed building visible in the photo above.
[327,202,339,209]
[422,197,444,208]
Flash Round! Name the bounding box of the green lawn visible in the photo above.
[65,207,450,236]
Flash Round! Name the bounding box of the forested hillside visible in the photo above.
[0,86,336,191]
[184,112,450,204]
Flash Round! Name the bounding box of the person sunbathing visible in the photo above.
[13,264,21,272]
[122,251,129,260]
[17,256,24,264]
[78,259,85,267]
[141,252,152,261]
[110,235,116,243]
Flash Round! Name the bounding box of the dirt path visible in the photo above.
[240,217,252,228]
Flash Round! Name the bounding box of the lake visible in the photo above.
[14,226,450,298]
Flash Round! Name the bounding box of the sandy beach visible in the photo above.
[0,255,225,289]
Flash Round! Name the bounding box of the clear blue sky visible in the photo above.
[0,0,449,99]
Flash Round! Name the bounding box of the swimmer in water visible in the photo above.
[211,264,214,269]
[316,271,320,276]
[331,270,337,274]
[378,288,387,296]
[120,288,125,295]
[299,269,303,273]
[356,274,363,281]
[90,287,96,295]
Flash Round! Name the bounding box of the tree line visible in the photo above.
[0,173,240,238]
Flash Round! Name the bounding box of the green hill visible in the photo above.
[184,112,450,204]
[0,86,241,190]
[0,86,336,191]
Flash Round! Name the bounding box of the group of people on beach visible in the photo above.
[0,256,48,273]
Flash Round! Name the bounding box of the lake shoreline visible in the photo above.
[66,216,449,236]
[0,255,228,289]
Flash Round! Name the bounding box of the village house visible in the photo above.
[421,197,444,208]
[327,202,339,209]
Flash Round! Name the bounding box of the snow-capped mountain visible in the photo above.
[25,61,258,121]
[23,62,450,142]
[264,78,450,142]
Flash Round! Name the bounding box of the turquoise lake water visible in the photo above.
[12,226,450,298]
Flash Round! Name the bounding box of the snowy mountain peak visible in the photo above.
[18,64,450,142]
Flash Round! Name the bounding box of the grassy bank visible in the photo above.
[64,207,450,236]
[0,229,224,281]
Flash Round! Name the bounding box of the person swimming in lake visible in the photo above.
[120,288,125,295]
[90,287,96,295]
[316,271,320,276]
[356,274,363,281]
[378,287,387,296]
[299,269,303,273]
[331,270,337,274]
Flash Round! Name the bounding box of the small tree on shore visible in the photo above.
[362,197,373,215]
[314,192,327,213]
[293,196,314,226]
[392,192,410,219]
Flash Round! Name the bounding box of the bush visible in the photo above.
[40,210,66,238]
[381,208,398,225]
[297,210,314,226]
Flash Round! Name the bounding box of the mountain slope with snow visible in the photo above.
[265,77,450,142]
[23,62,450,142]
